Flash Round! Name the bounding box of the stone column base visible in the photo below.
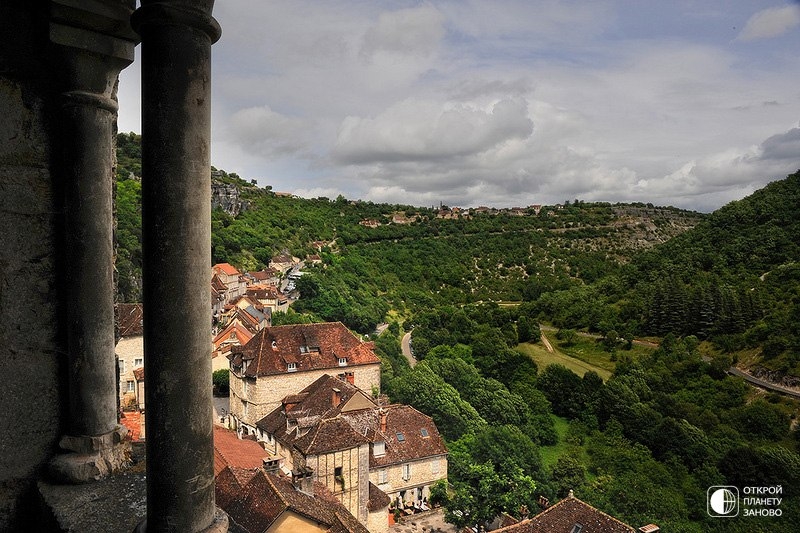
[134,507,229,533]
[49,425,131,483]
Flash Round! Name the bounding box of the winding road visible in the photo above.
[401,330,417,367]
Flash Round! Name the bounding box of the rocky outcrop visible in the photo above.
[750,366,800,388]
[211,180,248,217]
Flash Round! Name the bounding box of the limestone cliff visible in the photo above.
[211,176,249,217]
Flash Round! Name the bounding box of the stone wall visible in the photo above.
[0,2,65,529]
[230,363,382,427]
[370,455,448,506]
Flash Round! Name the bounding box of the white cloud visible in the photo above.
[737,4,800,41]
[333,98,533,164]
[228,106,314,157]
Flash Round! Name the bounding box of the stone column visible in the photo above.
[48,0,137,483]
[131,2,226,531]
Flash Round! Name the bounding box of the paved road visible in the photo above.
[726,366,800,399]
[401,330,417,367]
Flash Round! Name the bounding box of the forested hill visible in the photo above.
[619,171,800,376]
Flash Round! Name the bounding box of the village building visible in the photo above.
[214,426,368,533]
[246,284,289,313]
[246,267,281,287]
[116,303,144,409]
[227,322,382,430]
[255,374,447,532]
[270,253,298,275]
[213,262,248,304]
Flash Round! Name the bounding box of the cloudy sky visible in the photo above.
[118,1,800,212]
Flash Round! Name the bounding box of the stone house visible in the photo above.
[213,262,247,303]
[116,303,144,409]
[227,322,382,431]
[246,284,288,313]
[270,253,297,275]
[255,374,447,533]
[212,319,255,373]
[214,426,369,533]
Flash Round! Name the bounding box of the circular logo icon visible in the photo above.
[709,488,737,515]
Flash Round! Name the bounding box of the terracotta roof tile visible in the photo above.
[213,427,269,476]
[368,482,390,511]
[116,303,143,337]
[230,323,380,378]
[213,262,240,276]
[495,495,635,533]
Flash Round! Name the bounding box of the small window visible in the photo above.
[338,357,347,366]
[396,432,405,442]
[570,525,583,533]
[373,441,385,457]
[334,466,342,476]
[134,358,143,368]
[431,458,440,474]
[126,380,135,392]
[118,360,126,373]
[378,469,388,484]
[420,428,429,438]
[287,362,297,372]
[402,463,411,481]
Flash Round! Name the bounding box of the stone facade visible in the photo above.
[230,363,381,430]
[117,336,144,408]
[371,455,448,508]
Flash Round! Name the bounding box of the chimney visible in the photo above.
[380,410,387,433]
[262,458,280,474]
[292,467,314,495]
[332,388,341,408]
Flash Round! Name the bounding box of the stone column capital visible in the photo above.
[132,1,221,44]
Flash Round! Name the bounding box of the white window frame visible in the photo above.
[287,362,297,372]
[373,441,385,457]
[378,468,388,484]
[338,357,347,366]
[431,458,440,474]
[126,380,135,393]
[134,357,143,368]
[402,463,411,481]
[118,359,126,373]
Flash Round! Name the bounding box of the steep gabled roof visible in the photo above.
[229,323,380,378]
[213,320,255,351]
[368,404,447,467]
[117,303,143,337]
[216,467,369,533]
[495,494,635,533]
[256,375,447,464]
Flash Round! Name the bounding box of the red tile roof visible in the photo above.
[229,323,380,378]
[213,320,255,351]
[117,303,143,337]
[495,495,635,533]
[120,410,142,442]
[213,262,241,276]
[213,426,270,477]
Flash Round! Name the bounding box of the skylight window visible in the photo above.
[287,362,297,372]
[396,432,405,442]
[570,525,583,533]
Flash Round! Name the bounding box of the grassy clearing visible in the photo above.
[540,415,570,468]
[516,341,612,380]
